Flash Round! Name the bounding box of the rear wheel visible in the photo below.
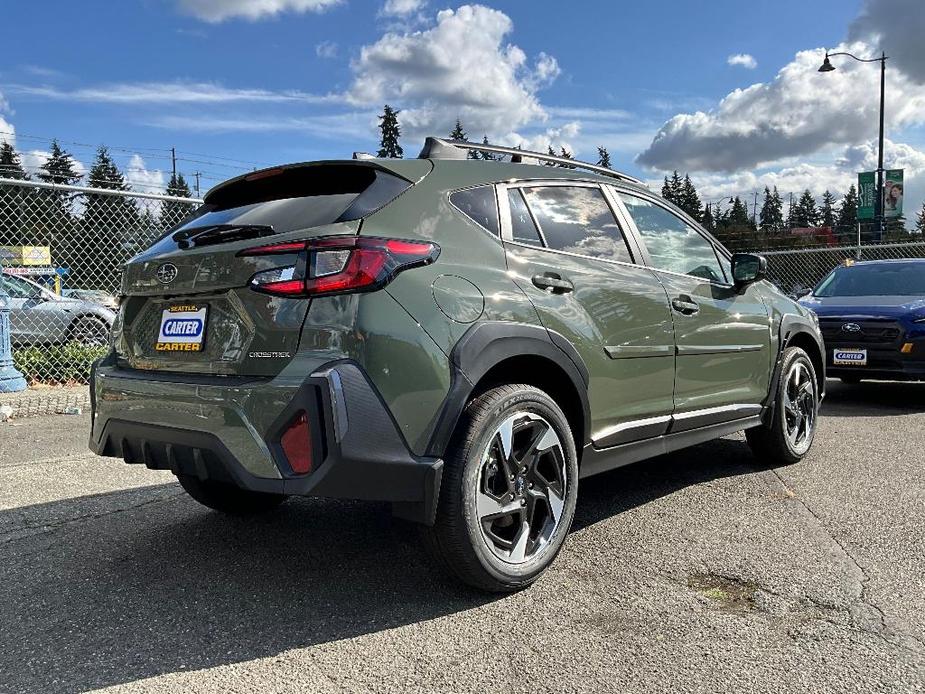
[68,315,110,346]
[747,346,819,466]
[422,384,579,592]
[176,474,288,515]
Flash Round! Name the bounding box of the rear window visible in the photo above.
[450,186,500,236]
[170,165,412,245]
[814,262,925,297]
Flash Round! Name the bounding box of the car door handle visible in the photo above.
[671,296,700,315]
[532,273,574,294]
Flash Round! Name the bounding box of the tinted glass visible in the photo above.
[2,274,39,299]
[521,186,632,262]
[814,262,925,297]
[450,186,500,236]
[507,189,543,246]
[618,193,724,282]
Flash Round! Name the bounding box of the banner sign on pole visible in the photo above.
[884,169,903,218]
[857,171,876,220]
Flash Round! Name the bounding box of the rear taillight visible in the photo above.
[281,410,313,474]
[239,236,439,298]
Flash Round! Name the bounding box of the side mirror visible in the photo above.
[731,253,767,289]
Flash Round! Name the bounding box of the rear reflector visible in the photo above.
[281,410,313,475]
[240,235,440,298]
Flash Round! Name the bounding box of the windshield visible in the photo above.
[814,262,925,297]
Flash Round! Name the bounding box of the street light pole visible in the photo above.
[819,50,889,241]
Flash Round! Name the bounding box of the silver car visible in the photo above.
[1,272,115,346]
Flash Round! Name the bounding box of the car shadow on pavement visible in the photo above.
[821,379,925,417]
[1,436,762,694]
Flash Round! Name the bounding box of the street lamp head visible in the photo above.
[818,54,836,72]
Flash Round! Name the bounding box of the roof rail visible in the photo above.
[417,137,644,185]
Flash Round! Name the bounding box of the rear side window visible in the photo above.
[521,186,633,263]
[617,192,726,283]
[169,166,412,248]
[507,189,543,246]
[450,186,500,236]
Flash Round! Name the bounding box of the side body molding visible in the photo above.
[424,322,591,458]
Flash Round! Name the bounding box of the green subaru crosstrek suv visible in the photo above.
[90,138,824,591]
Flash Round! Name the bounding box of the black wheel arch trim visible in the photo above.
[762,314,826,419]
[423,321,591,458]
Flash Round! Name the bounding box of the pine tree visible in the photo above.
[161,172,194,231]
[759,186,780,234]
[79,146,141,292]
[679,174,702,222]
[38,140,81,186]
[836,185,859,237]
[449,119,467,142]
[33,140,82,249]
[915,201,925,234]
[820,190,836,229]
[377,105,403,159]
[0,142,32,246]
[596,146,611,169]
[478,135,496,161]
[544,145,557,166]
[792,189,819,228]
[661,171,683,204]
[558,146,575,169]
[701,202,715,233]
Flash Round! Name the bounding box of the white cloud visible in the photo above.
[347,5,559,138]
[637,40,925,173]
[315,40,338,59]
[727,53,757,69]
[176,0,342,23]
[7,82,334,105]
[380,0,426,17]
[124,154,166,194]
[0,116,13,148]
[849,0,925,85]
[18,149,87,181]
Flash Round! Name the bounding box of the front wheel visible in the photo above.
[421,384,579,592]
[747,346,820,466]
[176,474,288,515]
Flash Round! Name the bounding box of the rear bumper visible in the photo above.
[89,355,443,524]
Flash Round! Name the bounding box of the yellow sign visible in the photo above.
[0,246,52,266]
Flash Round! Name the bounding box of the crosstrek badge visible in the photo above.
[156,305,208,352]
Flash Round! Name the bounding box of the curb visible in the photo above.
[0,386,91,419]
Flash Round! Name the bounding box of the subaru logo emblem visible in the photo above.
[155,263,178,285]
[842,322,861,333]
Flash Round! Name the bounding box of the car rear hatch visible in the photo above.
[116,160,431,377]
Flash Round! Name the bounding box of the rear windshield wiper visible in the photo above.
[173,224,275,250]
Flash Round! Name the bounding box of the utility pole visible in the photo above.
[753,190,758,226]
[171,147,177,180]
[193,171,201,198]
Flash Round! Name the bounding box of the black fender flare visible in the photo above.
[424,322,591,458]
[763,313,826,414]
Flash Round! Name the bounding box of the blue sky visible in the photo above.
[2,0,923,215]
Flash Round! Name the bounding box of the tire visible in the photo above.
[176,474,288,515]
[68,315,110,347]
[747,346,820,466]
[421,384,579,592]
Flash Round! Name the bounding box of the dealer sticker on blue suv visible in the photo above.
[156,305,208,352]
[833,348,867,366]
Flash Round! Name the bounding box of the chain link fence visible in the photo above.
[748,241,925,297]
[0,177,202,386]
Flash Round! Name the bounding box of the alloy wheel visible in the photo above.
[475,412,567,565]
[783,360,817,454]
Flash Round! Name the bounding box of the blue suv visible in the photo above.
[800,259,925,382]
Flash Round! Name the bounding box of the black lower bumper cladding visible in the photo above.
[91,361,443,525]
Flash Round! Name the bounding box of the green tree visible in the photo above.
[449,118,467,142]
[160,172,194,231]
[596,146,611,169]
[819,190,836,229]
[759,186,784,234]
[558,146,575,169]
[661,170,683,204]
[701,202,715,233]
[33,140,82,249]
[477,135,496,161]
[377,105,403,158]
[915,201,925,234]
[79,146,141,292]
[678,174,702,221]
[792,189,819,228]
[836,185,859,238]
[0,142,32,246]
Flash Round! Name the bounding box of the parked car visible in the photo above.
[62,288,120,311]
[2,272,115,346]
[89,138,824,591]
[800,258,925,383]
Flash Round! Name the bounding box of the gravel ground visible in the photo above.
[0,380,923,694]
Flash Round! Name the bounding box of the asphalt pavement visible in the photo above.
[0,381,923,693]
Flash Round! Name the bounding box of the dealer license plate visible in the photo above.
[155,305,208,353]
[833,348,867,366]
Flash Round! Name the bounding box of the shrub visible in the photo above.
[13,343,108,385]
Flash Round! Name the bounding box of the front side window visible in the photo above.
[520,186,632,263]
[450,185,500,236]
[617,193,725,282]
[1,274,40,299]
